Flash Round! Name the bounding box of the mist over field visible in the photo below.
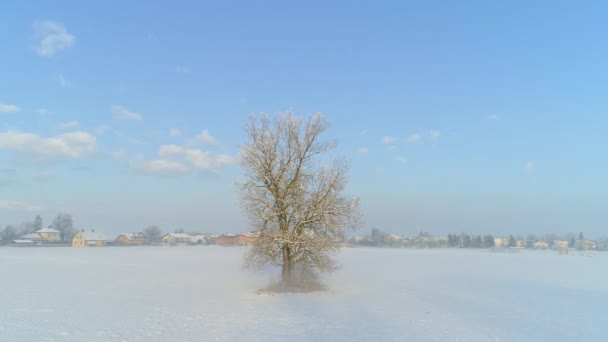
[1,247,606,341]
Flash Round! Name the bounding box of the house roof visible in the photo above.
[12,239,35,244]
[190,235,207,242]
[163,233,191,239]
[239,232,260,238]
[220,234,238,237]
[118,232,146,240]
[36,227,60,233]
[78,231,106,241]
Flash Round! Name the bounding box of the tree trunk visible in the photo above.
[281,244,292,287]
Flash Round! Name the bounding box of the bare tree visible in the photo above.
[238,113,360,289]
[144,225,163,242]
[52,212,75,241]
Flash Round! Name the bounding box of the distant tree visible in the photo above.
[508,235,516,247]
[544,233,558,247]
[447,234,459,247]
[144,225,163,241]
[483,235,495,248]
[1,225,18,244]
[578,232,584,241]
[461,234,472,248]
[525,234,537,247]
[18,220,36,235]
[174,228,185,234]
[418,231,431,238]
[598,238,608,251]
[371,228,387,247]
[33,215,43,231]
[566,233,576,249]
[52,212,76,241]
[472,235,483,248]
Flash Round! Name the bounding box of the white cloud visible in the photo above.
[429,130,441,142]
[395,156,408,165]
[0,131,96,162]
[159,144,184,157]
[196,129,218,145]
[381,136,397,145]
[56,121,79,130]
[158,144,237,172]
[0,200,42,212]
[111,105,143,121]
[32,20,75,57]
[133,159,189,177]
[169,128,182,137]
[358,147,369,155]
[56,74,70,87]
[525,161,535,170]
[360,130,368,136]
[406,133,422,143]
[183,149,235,170]
[0,103,20,113]
[175,65,191,74]
[487,114,500,121]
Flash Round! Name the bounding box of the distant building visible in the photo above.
[161,233,192,246]
[215,234,240,246]
[21,233,43,242]
[238,232,259,245]
[115,232,147,246]
[579,240,597,250]
[36,227,61,241]
[206,234,220,245]
[516,240,526,248]
[533,241,549,249]
[553,240,569,250]
[190,235,208,245]
[72,230,107,247]
[494,238,509,248]
[384,234,405,246]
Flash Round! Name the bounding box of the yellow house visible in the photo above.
[115,232,147,246]
[72,230,107,247]
[36,227,61,241]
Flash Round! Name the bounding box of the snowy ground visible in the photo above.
[0,246,606,342]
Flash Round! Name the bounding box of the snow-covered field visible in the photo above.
[0,247,606,342]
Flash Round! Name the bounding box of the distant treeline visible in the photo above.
[347,228,608,251]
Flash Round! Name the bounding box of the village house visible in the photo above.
[72,230,107,247]
[215,234,240,246]
[206,234,220,245]
[384,233,407,247]
[238,232,259,245]
[494,238,509,248]
[553,240,569,250]
[161,233,192,246]
[115,232,147,246]
[579,240,597,250]
[21,233,43,242]
[36,227,61,241]
[533,240,549,249]
[190,235,208,245]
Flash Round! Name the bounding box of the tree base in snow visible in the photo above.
[257,278,328,294]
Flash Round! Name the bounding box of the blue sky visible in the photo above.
[1,1,607,237]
